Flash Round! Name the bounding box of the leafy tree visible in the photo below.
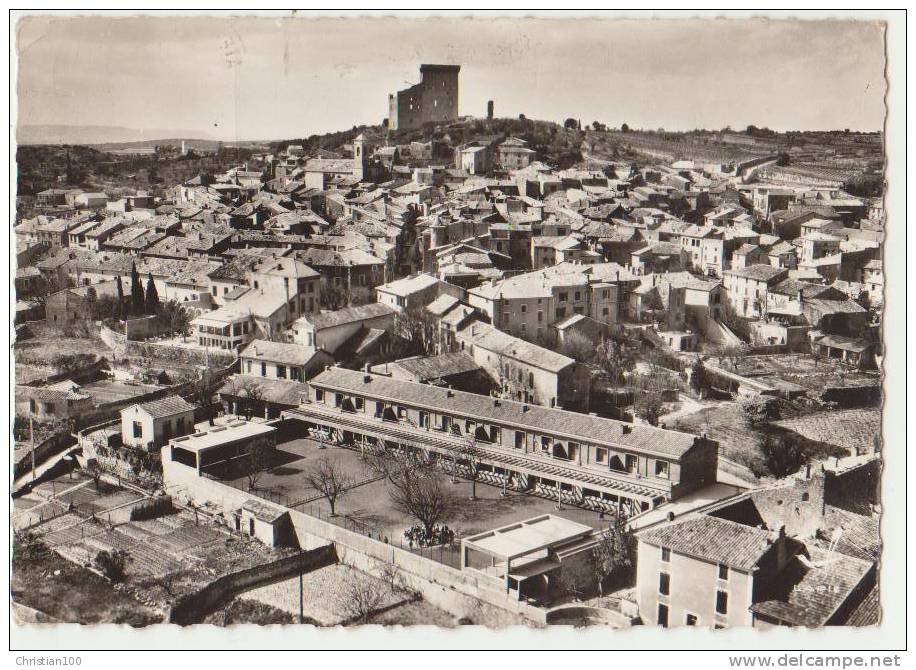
[620,123,629,132]
[88,459,104,492]
[632,369,670,426]
[558,330,594,363]
[595,336,636,393]
[144,272,160,314]
[159,300,192,339]
[564,118,578,130]
[94,549,131,582]
[319,282,350,310]
[739,396,780,429]
[129,262,144,316]
[688,356,710,398]
[761,433,806,479]
[591,523,635,596]
[231,377,266,420]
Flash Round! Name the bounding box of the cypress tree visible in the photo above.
[129,262,144,316]
[115,276,125,320]
[145,272,160,314]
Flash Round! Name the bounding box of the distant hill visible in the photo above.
[17,124,216,146]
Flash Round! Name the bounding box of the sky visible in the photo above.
[16,15,887,141]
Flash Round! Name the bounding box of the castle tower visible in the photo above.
[352,133,369,181]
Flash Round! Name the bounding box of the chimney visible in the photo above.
[522,404,530,412]
[622,424,632,435]
[492,398,500,407]
[797,289,804,306]
[363,374,371,384]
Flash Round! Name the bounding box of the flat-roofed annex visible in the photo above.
[169,420,275,454]
[463,514,594,562]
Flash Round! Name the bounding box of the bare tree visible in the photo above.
[306,456,353,516]
[243,437,274,491]
[394,306,439,355]
[239,378,266,420]
[382,455,454,538]
[714,342,751,372]
[335,570,386,625]
[591,523,634,597]
[455,429,481,501]
[378,562,408,595]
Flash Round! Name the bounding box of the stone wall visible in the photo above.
[167,544,338,624]
[13,432,76,481]
[163,457,541,625]
[751,466,827,539]
[100,324,128,356]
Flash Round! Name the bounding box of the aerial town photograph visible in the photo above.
[8,10,903,658]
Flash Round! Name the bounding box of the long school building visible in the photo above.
[283,367,718,520]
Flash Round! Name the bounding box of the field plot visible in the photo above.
[773,408,882,456]
[15,321,113,364]
[11,538,162,626]
[242,564,411,626]
[80,379,162,404]
[368,599,457,627]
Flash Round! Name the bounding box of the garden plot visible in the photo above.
[241,564,411,626]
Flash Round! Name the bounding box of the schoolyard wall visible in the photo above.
[163,458,544,624]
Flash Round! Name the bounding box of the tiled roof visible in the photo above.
[425,294,461,317]
[296,303,395,330]
[239,339,326,367]
[381,352,481,382]
[638,515,775,571]
[304,158,354,173]
[16,385,91,402]
[750,549,874,627]
[307,367,705,461]
[458,322,573,373]
[823,507,881,562]
[219,374,311,406]
[131,395,196,419]
[242,498,288,523]
[375,273,440,297]
[724,264,788,282]
[844,586,880,627]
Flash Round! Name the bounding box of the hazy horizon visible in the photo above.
[16,16,887,142]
